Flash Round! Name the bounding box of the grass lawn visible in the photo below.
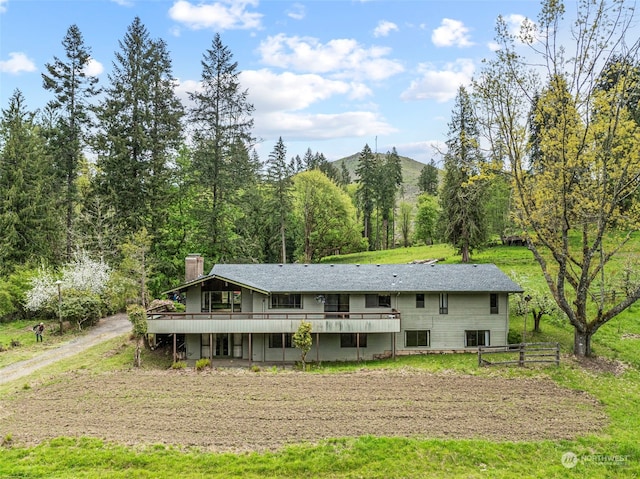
[1,244,640,478]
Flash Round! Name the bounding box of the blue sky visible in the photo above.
[0,0,544,163]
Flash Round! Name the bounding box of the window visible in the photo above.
[439,293,448,314]
[465,330,490,347]
[340,333,367,348]
[201,291,241,312]
[490,294,499,314]
[365,294,391,308]
[271,293,302,309]
[416,294,425,308]
[325,294,349,318]
[405,330,430,347]
[268,333,293,348]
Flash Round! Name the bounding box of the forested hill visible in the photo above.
[332,153,426,203]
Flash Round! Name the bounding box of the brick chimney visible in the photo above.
[185,254,204,282]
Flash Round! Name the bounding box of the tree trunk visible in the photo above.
[533,311,543,332]
[461,244,470,263]
[573,329,592,357]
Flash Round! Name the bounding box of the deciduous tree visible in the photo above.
[475,0,640,356]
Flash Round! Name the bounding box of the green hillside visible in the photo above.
[332,152,427,204]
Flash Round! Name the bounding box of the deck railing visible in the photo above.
[148,311,401,321]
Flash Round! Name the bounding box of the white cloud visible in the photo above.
[176,70,390,142]
[287,3,305,20]
[432,18,473,47]
[374,20,398,38]
[257,34,404,81]
[0,0,8,14]
[255,110,396,141]
[401,59,475,103]
[111,0,134,6]
[83,57,104,77]
[241,69,372,112]
[0,52,37,74]
[168,0,262,31]
[487,41,501,52]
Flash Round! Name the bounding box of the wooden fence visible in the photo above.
[478,342,560,367]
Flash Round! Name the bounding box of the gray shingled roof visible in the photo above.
[208,263,523,294]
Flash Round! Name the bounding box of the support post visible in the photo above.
[392,332,396,360]
[173,333,177,363]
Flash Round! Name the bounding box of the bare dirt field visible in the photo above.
[0,368,607,452]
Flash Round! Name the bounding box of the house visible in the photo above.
[149,255,523,363]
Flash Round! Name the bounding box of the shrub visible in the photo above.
[171,361,186,370]
[60,289,103,330]
[195,358,211,371]
[0,267,39,321]
[508,329,522,344]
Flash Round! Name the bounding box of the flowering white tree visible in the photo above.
[25,253,111,312]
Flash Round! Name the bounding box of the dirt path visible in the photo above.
[0,314,130,385]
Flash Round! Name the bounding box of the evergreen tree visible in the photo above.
[339,160,351,186]
[439,86,487,262]
[94,17,183,244]
[377,148,403,249]
[42,24,99,259]
[0,90,60,272]
[188,33,256,261]
[418,159,439,195]
[265,137,293,263]
[355,143,376,248]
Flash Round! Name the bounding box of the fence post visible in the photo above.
[519,343,525,367]
[478,346,483,367]
[555,342,560,366]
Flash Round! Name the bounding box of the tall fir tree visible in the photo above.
[42,24,99,260]
[355,143,376,248]
[377,147,403,249]
[418,159,439,195]
[0,90,61,272]
[188,33,256,262]
[94,17,183,247]
[265,137,293,263]
[439,86,487,263]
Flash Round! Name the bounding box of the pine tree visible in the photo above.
[42,24,99,259]
[439,86,487,262]
[188,33,256,261]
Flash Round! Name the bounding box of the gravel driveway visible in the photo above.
[0,314,131,385]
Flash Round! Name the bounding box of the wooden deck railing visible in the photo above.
[148,311,401,321]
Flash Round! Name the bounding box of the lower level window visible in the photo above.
[269,333,293,348]
[465,330,490,347]
[405,330,430,347]
[340,333,367,348]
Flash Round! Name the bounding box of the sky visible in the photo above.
[0,0,545,164]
